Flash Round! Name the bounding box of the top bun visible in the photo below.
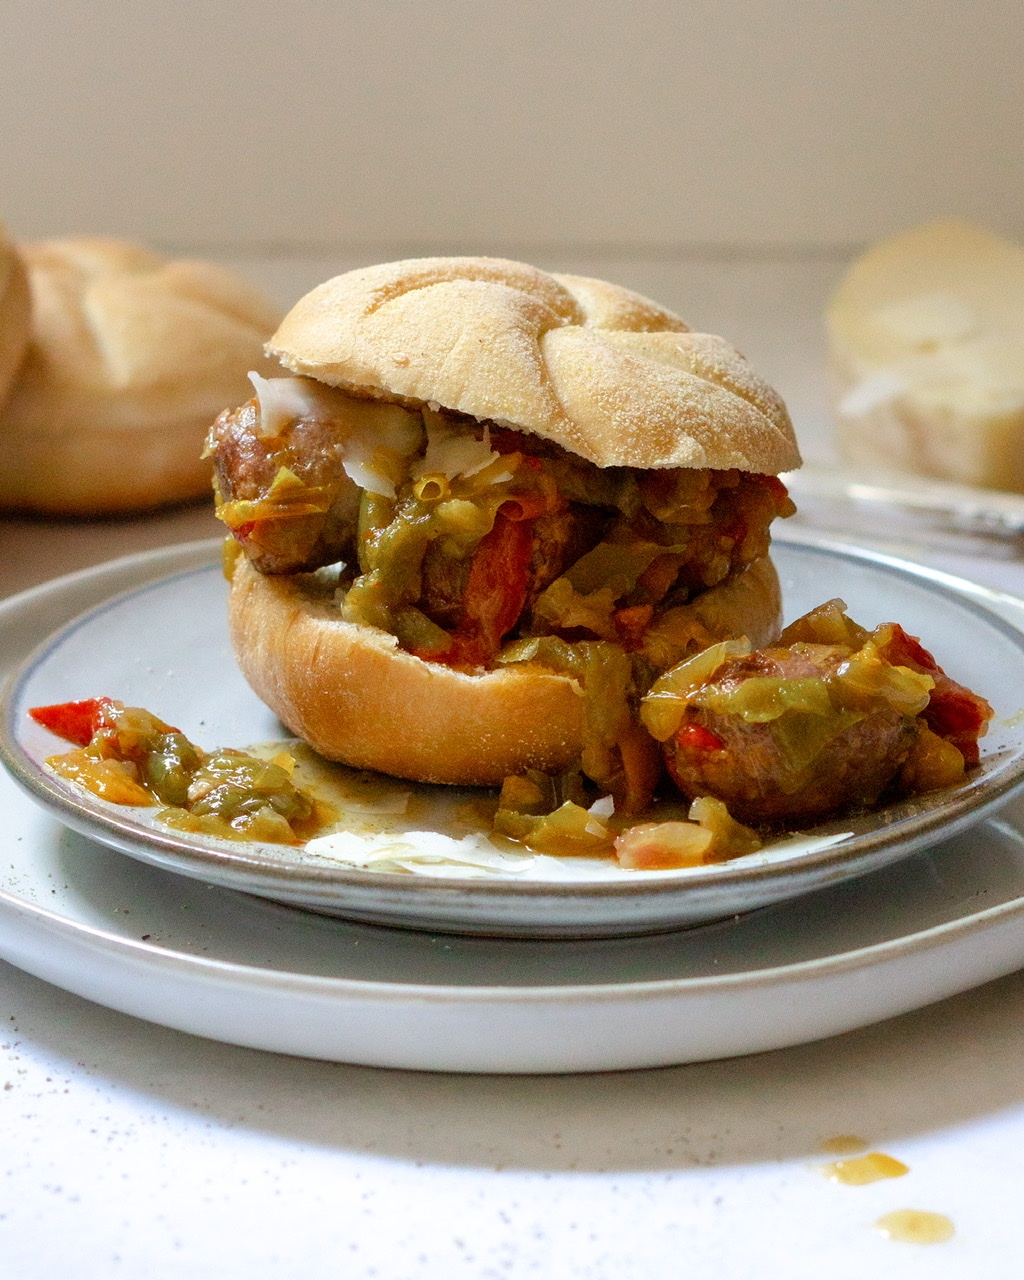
[0,236,283,516]
[0,223,31,412]
[268,256,800,474]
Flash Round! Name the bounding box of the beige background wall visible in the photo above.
[2,0,1021,477]
[3,0,1022,255]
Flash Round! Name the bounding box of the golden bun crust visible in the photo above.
[0,236,283,515]
[0,224,30,413]
[228,554,783,787]
[268,256,800,474]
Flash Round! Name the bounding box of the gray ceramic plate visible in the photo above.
[3,532,1024,938]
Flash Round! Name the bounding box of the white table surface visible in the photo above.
[3,255,1024,1279]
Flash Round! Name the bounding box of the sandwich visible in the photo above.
[208,256,800,814]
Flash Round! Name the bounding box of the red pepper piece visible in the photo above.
[676,723,726,752]
[450,509,535,665]
[877,623,942,674]
[29,698,116,746]
[921,686,993,767]
[422,508,536,668]
[878,624,993,765]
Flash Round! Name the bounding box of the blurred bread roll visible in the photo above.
[0,223,31,412]
[0,236,283,515]
[828,219,1024,492]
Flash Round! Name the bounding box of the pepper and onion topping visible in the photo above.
[640,599,994,826]
[29,698,328,844]
[31,697,761,870]
[489,767,764,869]
[207,377,794,811]
[204,379,994,837]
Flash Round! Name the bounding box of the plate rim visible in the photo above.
[4,809,1024,1002]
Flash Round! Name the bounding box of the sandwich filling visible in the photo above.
[208,375,794,810]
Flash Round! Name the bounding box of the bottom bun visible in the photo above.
[228,553,783,786]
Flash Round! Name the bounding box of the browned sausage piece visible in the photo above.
[208,401,362,574]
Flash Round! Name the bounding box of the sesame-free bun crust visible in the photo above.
[268,257,800,474]
[228,554,783,786]
[0,237,283,515]
[0,224,30,413]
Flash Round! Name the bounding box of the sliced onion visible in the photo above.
[248,372,345,437]
[411,411,500,482]
[339,401,424,498]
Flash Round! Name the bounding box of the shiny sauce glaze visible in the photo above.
[875,1209,955,1244]
[30,698,333,845]
[823,1152,910,1185]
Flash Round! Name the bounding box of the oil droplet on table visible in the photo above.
[876,1209,955,1244]
[819,1135,868,1156]
[823,1152,909,1185]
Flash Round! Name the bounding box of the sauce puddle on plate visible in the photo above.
[876,1209,955,1245]
[818,1138,955,1245]
[823,1152,909,1186]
